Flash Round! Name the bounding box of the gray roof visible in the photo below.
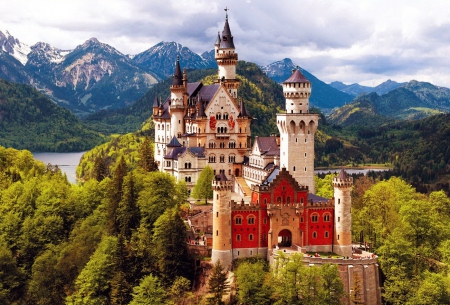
[164,147,206,160]
[308,193,330,202]
[172,57,183,86]
[219,17,235,49]
[256,137,280,156]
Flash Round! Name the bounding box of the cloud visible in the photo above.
[0,0,449,87]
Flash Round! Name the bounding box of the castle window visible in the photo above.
[300,217,304,223]
[263,218,267,224]
[248,216,255,225]
[305,153,307,157]
[216,212,218,217]
[295,138,298,143]
[312,232,317,238]
[236,234,241,241]
[216,230,218,236]
[235,217,242,225]
[324,214,331,222]
[311,214,319,222]
[338,217,340,222]
[157,124,160,130]
[338,234,340,240]
[220,155,225,163]
[249,234,254,241]
[286,197,291,204]
[293,166,296,172]
[304,167,307,171]
[338,199,341,204]
[277,196,281,203]
[264,198,267,204]
[325,231,329,238]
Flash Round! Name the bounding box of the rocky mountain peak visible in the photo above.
[0,30,31,65]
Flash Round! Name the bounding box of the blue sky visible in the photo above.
[1,0,450,87]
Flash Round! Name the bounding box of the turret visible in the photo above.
[152,96,159,116]
[169,56,187,138]
[333,170,353,257]
[215,9,239,98]
[276,68,318,193]
[211,172,233,268]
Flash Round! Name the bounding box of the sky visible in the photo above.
[1,0,450,87]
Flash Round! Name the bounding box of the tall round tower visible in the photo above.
[333,169,353,257]
[215,10,239,98]
[211,172,233,268]
[276,68,318,193]
[169,56,187,138]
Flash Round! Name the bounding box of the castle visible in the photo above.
[154,12,381,305]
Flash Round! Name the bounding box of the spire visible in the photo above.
[153,96,159,108]
[197,96,205,117]
[219,8,235,49]
[172,55,183,86]
[167,136,182,147]
[217,171,228,182]
[159,97,164,109]
[215,31,221,46]
[238,99,250,118]
[339,169,348,180]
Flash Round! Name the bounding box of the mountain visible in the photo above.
[0,78,105,151]
[0,30,160,116]
[329,79,406,96]
[131,41,217,80]
[261,58,354,111]
[327,80,450,126]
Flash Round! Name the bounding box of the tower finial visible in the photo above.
[224,7,229,20]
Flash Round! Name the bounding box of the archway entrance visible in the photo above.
[235,168,240,177]
[278,229,292,247]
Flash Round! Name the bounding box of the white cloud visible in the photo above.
[0,0,450,87]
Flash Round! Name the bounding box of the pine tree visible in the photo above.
[138,136,157,172]
[117,172,140,239]
[107,157,127,236]
[92,155,108,181]
[207,260,229,305]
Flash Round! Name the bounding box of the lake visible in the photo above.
[33,152,86,184]
[314,168,389,175]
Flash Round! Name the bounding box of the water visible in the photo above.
[33,152,86,184]
[314,168,389,175]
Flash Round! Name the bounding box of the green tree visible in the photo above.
[350,272,364,305]
[138,136,157,172]
[207,260,229,305]
[117,172,140,239]
[167,276,193,305]
[319,263,346,305]
[192,165,214,204]
[152,208,192,285]
[129,274,167,305]
[0,245,25,305]
[107,157,127,235]
[66,236,117,305]
[235,260,271,305]
[314,173,337,199]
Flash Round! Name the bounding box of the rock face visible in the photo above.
[132,41,217,80]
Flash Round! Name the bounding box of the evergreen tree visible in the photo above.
[107,157,127,235]
[129,274,167,305]
[152,207,192,285]
[207,260,229,305]
[192,165,214,204]
[92,155,108,181]
[117,172,140,239]
[138,136,157,172]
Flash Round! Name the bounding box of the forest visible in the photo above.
[1,128,450,304]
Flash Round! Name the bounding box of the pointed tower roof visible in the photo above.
[238,99,251,118]
[197,96,206,117]
[217,171,228,181]
[283,68,310,84]
[339,169,348,179]
[215,31,221,46]
[172,55,183,86]
[167,136,182,147]
[219,10,235,49]
[153,96,159,108]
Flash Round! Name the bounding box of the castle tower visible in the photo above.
[211,172,233,268]
[215,10,239,99]
[169,56,187,138]
[333,169,353,257]
[277,68,319,193]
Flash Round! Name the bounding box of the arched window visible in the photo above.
[325,231,329,238]
[324,213,331,222]
[249,234,254,241]
[236,234,241,241]
[248,216,255,225]
[311,214,319,222]
[312,231,317,238]
[235,216,242,225]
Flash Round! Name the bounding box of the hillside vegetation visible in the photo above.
[0,79,105,151]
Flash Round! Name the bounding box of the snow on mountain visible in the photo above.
[29,42,71,65]
[0,30,31,65]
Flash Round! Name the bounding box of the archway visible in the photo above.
[235,168,240,177]
[278,229,292,247]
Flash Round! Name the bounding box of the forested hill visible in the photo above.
[0,79,105,151]
[328,80,450,126]
[85,61,286,137]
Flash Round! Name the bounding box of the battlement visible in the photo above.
[332,177,353,188]
[212,179,232,191]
